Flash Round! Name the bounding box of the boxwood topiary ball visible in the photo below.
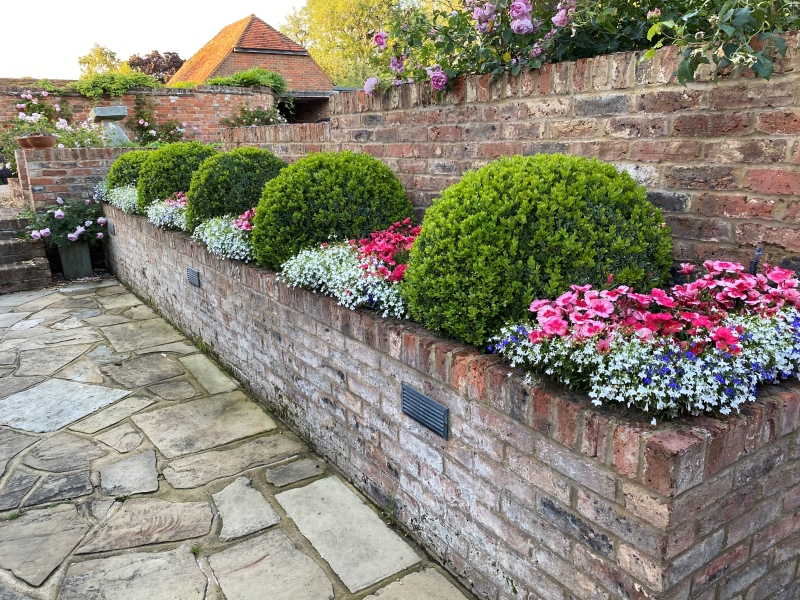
[402,154,673,347]
[107,150,151,189]
[252,151,413,269]
[136,142,216,211]
[185,148,286,232]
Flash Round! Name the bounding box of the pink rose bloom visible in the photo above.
[67,233,78,242]
[85,220,93,226]
[97,232,104,239]
[483,3,497,19]
[511,18,534,35]
[373,31,388,49]
[364,77,379,94]
[509,1,531,20]
[41,91,48,97]
[85,199,92,205]
[30,231,41,240]
[56,197,64,204]
[98,217,107,226]
[40,228,50,237]
[552,9,569,27]
[54,209,65,219]
[430,70,448,91]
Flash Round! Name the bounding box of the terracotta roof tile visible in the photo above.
[237,16,307,53]
[169,16,252,84]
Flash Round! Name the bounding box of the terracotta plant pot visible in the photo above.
[15,137,32,149]
[24,135,57,150]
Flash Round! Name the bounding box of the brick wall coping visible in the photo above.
[0,84,275,97]
[106,206,800,505]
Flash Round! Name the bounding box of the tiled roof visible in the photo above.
[168,15,307,85]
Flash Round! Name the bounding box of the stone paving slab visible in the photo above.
[78,498,212,554]
[95,423,142,453]
[149,380,197,400]
[213,477,280,541]
[0,472,39,511]
[69,396,154,434]
[0,504,89,586]
[0,429,38,476]
[0,584,33,599]
[24,472,93,506]
[209,530,334,600]
[179,354,237,395]
[163,435,304,489]
[100,449,158,495]
[97,293,142,310]
[100,354,184,388]
[266,458,326,488]
[58,547,207,600]
[277,477,420,592]
[0,380,130,432]
[0,377,44,400]
[101,318,184,352]
[16,345,91,377]
[0,289,54,308]
[22,433,106,472]
[363,569,469,600]
[133,392,276,458]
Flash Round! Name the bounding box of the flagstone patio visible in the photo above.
[0,279,472,600]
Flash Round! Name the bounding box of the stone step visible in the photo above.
[0,217,32,240]
[0,258,52,294]
[0,238,44,265]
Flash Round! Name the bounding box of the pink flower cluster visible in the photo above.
[234,209,255,231]
[373,31,388,49]
[466,0,497,32]
[552,0,576,28]
[526,261,800,356]
[356,218,420,283]
[508,0,540,35]
[165,191,188,208]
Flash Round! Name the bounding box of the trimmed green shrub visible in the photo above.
[206,68,288,96]
[186,148,286,232]
[136,142,216,211]
[252,151,413,269]
[402,154,674,347]
[107,150,151,189]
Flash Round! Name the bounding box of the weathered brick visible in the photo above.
[538,496,614,557]
[539,439,616,499]
[698,194,775,219]
[673,113,750,137]
[693,544,750,590]
[643,429,707,496]
[635,90,702,112]
[630,140,700,163]
[664,166,738,190]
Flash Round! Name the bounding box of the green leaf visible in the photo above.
[752,55,774,80]
[732,7,753,28]
[642,48,656,61]
[647,23,661,41]
[511,63,522,76]
[676,57,695,85]
[773,35,788,57]
[720,24,736,36]
[501,29,513,43]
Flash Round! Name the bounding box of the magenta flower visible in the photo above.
[31,230,41,240]
[54,209,65,219]
[511,18,534,34]
[85,220,93,226]
[97,232,104,239]
[373,31,388,49]
[429,70,448,91]
[389,55,406,74]
[67,233,78,242]
[40,228,51,237]
[41,91,48,97]
[98,217,107,226]
[139,119,145,125]
[56,197,64,204]
[363,77,379,94]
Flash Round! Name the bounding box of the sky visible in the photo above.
[0,0,307,80]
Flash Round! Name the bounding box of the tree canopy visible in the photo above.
[78,44,129,78]
[128,51,185,84]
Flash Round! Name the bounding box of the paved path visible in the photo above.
[0,279,472,600]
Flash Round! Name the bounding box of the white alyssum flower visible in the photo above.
[147,200,187,231]
[106,185,139,214]
[193,216,253,262]
[492,307,800,418]
[280,242,407,319]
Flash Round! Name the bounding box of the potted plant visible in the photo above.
[24,197,108,279]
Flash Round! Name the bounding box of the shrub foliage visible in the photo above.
[206,68,288,96]
[252,151,413,269]
[403,154,674,347]
[107,150,151,189]
[186,148,286,231]
[136,142,215,210]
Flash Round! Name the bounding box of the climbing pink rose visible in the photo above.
[511,18,534,34]
[40,228,50,237]
[97,232,104,239]
[552,9,569,27]
[54,209,64,219]
[30,230,41,240]
[56,197,64,204]
[98,217,107,226]
[509,1,531,20]
[363,77,379,94]
[373,31,388,49]
[429,70,448,91]
[67,233,78,242]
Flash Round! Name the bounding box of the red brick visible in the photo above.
[698,194,775,219]
[613,424,647,478]
[630,140,700,162]
[643,429,706,496]
[693,544,749,589]
[673,113,750,137]
[580,410,613,461]
[479,142,521,158]
[553,396,585,449]
[737,223,800,252]
[747,168,800,195]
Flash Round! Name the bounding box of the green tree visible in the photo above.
[281,0,412,86]
[78,44,130,78]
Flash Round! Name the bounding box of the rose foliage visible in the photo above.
[492,261,800,417]
[280,219,420,318]
[24,197,107,248]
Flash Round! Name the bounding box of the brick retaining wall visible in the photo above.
[105,204,800,600]
[221,36,800,271]
[1,84,274,144]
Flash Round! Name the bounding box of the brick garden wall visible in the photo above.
[1,83,274,144]
[15,148,136,212]
[222,35,800,271]
[105,204,800,600]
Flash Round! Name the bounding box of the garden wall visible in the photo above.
[222,36,800,271]
[104,203,800,600]
[1,83,274,144]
